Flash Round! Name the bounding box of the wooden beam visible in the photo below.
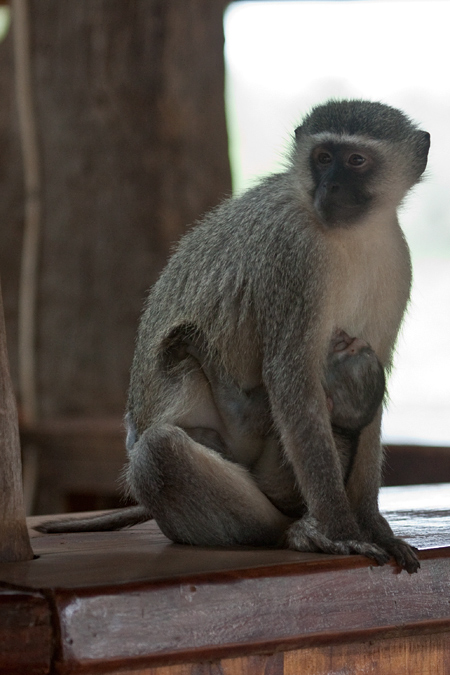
[0,277,34,562]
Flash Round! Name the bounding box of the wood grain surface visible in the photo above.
[0,484,450,673]
[0,591,52,674]
[106,633,450,675]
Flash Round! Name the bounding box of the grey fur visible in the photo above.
[39,101,429,573]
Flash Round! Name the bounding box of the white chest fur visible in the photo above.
[325,212,412,362]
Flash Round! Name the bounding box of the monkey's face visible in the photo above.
[291,100,430,227]
[309,141,379,228]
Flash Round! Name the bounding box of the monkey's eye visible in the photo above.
[317,152,332,165]
[347,154,366,167]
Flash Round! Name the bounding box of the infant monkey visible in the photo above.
[39,327,386,561]
[323,329,386,484]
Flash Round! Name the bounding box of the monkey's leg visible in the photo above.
[346,416,420,573]
[163,326,273,471]
[126,424,291,547]
[181,332,272,438]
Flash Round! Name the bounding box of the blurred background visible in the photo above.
[224,0,450,447]
[0,0,448,515]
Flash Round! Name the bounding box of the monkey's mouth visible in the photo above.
[314,197,372,229]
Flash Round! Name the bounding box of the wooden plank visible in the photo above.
[0,485,447,598]
[116,653,284,674]
[1,482,449,591]
[0,484,450,673]
[283,631,450,675]
[1,519,327,589]
[52,633,450,674]
[51,551,450,672]
[379,483,450,549]
[0,278,34,561]
[384,445,450,486]
[0,591,52,674]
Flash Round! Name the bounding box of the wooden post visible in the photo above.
[0,277,33,561]
[1,0,232,422]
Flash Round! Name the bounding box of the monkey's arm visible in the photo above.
[268,370,389,563]
[34,505,151,534]
[254,234,388,564]
[260,310,384,561]
[345,414,420,573]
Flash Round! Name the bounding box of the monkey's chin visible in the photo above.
[314,205,367,230]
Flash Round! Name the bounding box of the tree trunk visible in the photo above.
[0,278,34,561]
[0,0,231,418]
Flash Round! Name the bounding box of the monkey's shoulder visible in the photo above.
[186,174,312,242]
[138,174,328,347]
[161,175,321,289]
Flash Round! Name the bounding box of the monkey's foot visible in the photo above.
[286,518,390,566]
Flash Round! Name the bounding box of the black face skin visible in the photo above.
[310,142,380,227]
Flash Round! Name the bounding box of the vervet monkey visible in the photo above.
[39,100,429,573]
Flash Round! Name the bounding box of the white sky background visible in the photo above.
[224,1,450,444]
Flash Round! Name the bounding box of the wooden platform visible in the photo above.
[1,484,450,674]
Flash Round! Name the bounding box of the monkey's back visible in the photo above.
[128,172,327,433]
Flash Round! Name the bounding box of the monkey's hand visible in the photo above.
[286,515,390,566]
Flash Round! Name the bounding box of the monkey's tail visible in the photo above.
[34,505,152,534]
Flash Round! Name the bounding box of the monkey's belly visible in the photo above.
[173,367,269,468]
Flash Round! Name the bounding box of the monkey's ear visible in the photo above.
[421,131,431,152]
[294,125,303,140]
[416,131,431,177]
